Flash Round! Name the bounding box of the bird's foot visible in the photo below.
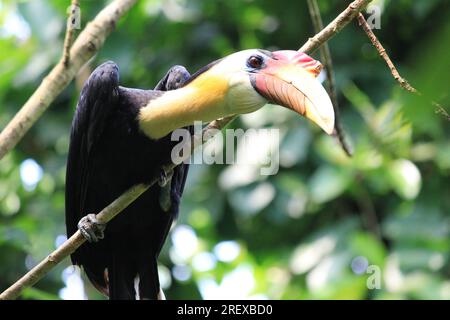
[77,214,106,243]
[158,167,174,187]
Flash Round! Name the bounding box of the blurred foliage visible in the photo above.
[0,0,449,300]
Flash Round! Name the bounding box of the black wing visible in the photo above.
[65,62,192,298]
[155,65,191,90]
[65,61,120,243]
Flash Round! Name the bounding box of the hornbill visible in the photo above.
[65,49,334,300]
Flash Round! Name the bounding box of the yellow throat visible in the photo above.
[138,73,230,139]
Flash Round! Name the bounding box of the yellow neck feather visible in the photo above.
[138,73,231,139]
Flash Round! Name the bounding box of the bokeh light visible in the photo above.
[19,158,43,191]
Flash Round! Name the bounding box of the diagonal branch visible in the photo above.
[0,0,138,161]
[0,119,227,301]
[299,0,373,53]
[0,0,373,300]
[357,13,450,121]
[306,0,353,156]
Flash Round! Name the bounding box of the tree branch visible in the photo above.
[0,183,150,300]
[62,0,80,67]
[357,13,450,121]
[306,0,353,156]
[0,119,232,301]
[0,0,138,161]
[0,0,373,300]
[299,0,373,53]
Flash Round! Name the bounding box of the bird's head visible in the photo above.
[189,49,334,134]
[140,49,335,138]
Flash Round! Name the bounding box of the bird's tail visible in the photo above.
[108,251,160,300]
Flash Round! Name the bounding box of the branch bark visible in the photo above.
[0,0,137,161]
[357,13,450,120]
[299,0,373,53]
[62,0,80,67]
[0,0,372,300]
[306,0,353,156]
[0,119,232,301]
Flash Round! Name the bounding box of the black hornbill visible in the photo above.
[65,49,334,300]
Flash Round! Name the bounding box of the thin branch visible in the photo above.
[0,0,138,161]
[299,0,373,53]
[306,0,353,156]
[0,0,373,300]
[357,13,450,121]
[62,0,80,67]
[0,119,234,301]
[0,183,149,301]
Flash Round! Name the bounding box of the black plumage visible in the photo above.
[65,61,191,299]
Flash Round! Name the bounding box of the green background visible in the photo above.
[0,0,449,299]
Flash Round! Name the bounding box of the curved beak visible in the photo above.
[251,50,335,134]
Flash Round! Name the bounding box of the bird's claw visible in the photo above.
[158,167,173,187]
[78,214,106,243]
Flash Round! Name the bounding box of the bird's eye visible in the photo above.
[247,55,263,69]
